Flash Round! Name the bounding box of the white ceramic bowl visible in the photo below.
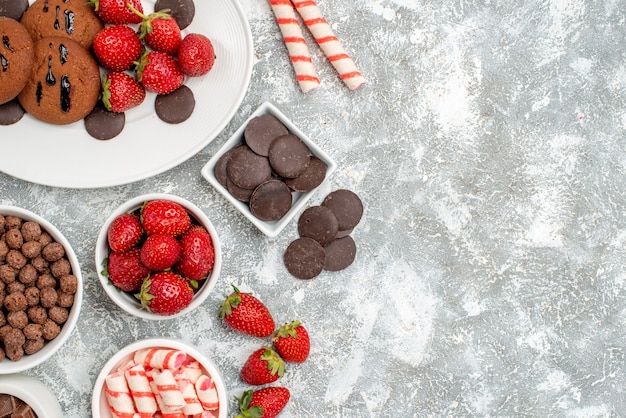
[0,373,63,417]
[201,101,337,238]
[0,205,83,375]
[92,337,227,418]
[94,193,222,320]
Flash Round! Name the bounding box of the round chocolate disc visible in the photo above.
[285,156,327,192]
[297,205,339,247]
[249,179,293,221]
[227,180,254,203]
[214,146,239,188]
[283,237,326,280]
[268,134,311,178]
[155,85,195,124]
[0,0,29,20]
[244,114,289,156]
[154,0,196,29]
[0,99,25,126]
[227,145,272,190]
[84,103,126,140]
[322,189,363,231]
[324,235,357,271]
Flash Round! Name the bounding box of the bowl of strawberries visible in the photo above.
[95,193,221,320]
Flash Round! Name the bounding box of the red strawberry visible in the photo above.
[272,320,310,363]
[136,51,184,95]
[136,271,193,315]
[102,72,146,113]
[93,25,143,71]
[103,248,150,292]
[218,285,275,337]
[140,200,191,236]
[175,225,215,281]
[140,233,181,271]
[241,347,285,386]
[177,33,216,77]
[107,213,142,252]
[87,0,144,24]
[235,387,290,418]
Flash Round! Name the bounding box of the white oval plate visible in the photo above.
[0,0,253,188]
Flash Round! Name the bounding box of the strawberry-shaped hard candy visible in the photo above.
[107,213,142,252]
[102,72,146,113]
[177,33,216,77]
[175,225,215,281]
[104,248,150,292]
[140,199,191,236]
[235,387,290,418]
[136,51,185,95]
[136,271,193,315]
[272,320,310,363]
[87,0,144,24]
[140,233,182,271]
[93,25,143,72]
[218,285,275,337]
[241,347,285,386]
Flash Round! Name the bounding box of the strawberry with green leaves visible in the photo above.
[136,271,193,315]
[107,213,142,252]
[241,347,285,386]
[87,0,144,24]
[175,225,215,280]
[218,285,275,337]
[93,25,143,72]
[140,233,181,271]
[102,72,146,113]
[140,199,191,236]
[136,50,184,95]
[272,320,310,363]
[235,387,290,418]
[177,33,216,77]
[128,5,182,54]
[103,248,150,292]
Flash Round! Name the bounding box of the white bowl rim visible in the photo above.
[0,373,63,418]
[200,101,338,238]
[0,205,83,374]
[91,337,227,418]
[94,193,222,321]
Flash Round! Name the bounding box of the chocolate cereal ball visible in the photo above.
[21,222,42,242]
[56,291,74,308]
[48,306,68,325]
[7,311,28,329]
[4,327,25,347]
[24,337,44,355]
[0,325,11,340]
[6,281,24,294]
[4,216,22,230]
[3,292,27,312]
[39,287,57,309]
[5,345,23,361]
[0,264,16,283]
[42,242,65,262]
[36,273,56,289]
[50,258,70,278]
[0,241,8,261]
[27,305,47,324]
[4,229,23,249]
[42,319,60,340]
[23,323,43,340]
[59,275,78,294]
[30,256,49,273]
[0,216,5,234]
[18,264,37,285]
[21,240,42,259]
[6,250,27,269]
[38,232,52,247]
[24,287,39,306]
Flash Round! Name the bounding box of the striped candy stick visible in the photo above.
[104,372,137,418]
[292,0,366,90]
[124,363,158,416]
[268,0,321,93]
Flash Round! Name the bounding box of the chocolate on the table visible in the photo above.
[297,205,338,247]
[283,237,326,280]
[322,189,363,233]
[324,235,356,272]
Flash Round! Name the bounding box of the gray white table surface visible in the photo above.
[3,0,626,416]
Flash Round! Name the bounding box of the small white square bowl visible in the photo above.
[201,102,337,238]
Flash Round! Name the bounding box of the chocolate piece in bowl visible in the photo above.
[244,114,289,156]
[285,156,327,192]
[227,145,272,190]
[268,134,311,178]
[249,179,293,222]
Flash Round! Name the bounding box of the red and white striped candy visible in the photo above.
[268,0,321,93]
[134,348,187,371]
[292,0,366,90]
[124,363,158,416]
[175,360,203,384]
[195,375,219,410]
[150,381,186,418]
[152,369,186,411]
[104,372,137,418]
[177,378,203,415]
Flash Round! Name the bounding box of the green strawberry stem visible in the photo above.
[126,2,172,39]
[261,347,285,377]
[217,284,242,318]
[272,320,301,340]
[234,390,263,418]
